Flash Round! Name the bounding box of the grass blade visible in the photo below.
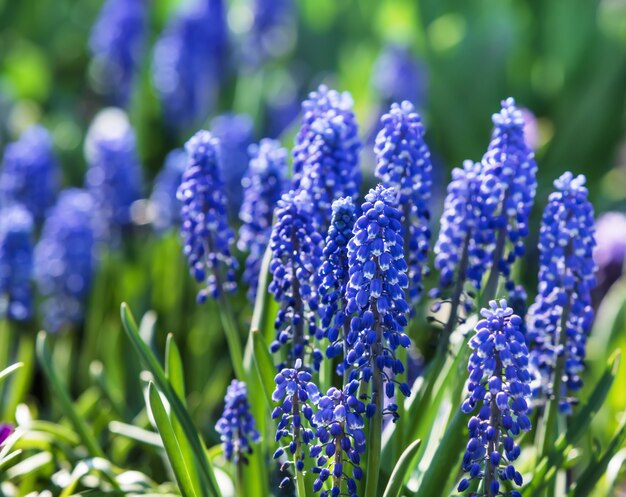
[382,438,421,497]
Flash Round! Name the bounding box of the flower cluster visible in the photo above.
[150,149,187,233]
[527,172,596,413]
[592,212,626,301]
[178,130,237,302]
[211,113,255,216]
[238,139,288,301]
[152,0,227,129]
[374,101,432,308]
[0,125,58,221]
[246,0,294,64]
[84,108,143,240]
[372,45,426,108]
[89,0,146,106]
[458,300,531,497]
[481,97,537,290]
[310,383,366,497]
[292,85,362,231]
[345,186,411,406]
[272,359,320,477]
[215,380,260,464]
[34,189,96,333]
[0,205,34,322]
[268,190,323,369]
[431,160,496,313]
[318,197,357,365]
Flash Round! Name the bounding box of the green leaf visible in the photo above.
[527,350,621,495]
[0,362,23,384]
[147,382,198,497]
[165,334,187,403]
[382,438,422,497]
[36,332,105,459]
[120,303,221,497]
[413,410,465,497]
[568,413,626,497]
[251,330,276,409]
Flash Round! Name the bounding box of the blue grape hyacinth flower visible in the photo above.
[152,0,227,130]
[0,204,34,322]
[178,130,238,302]
[35,189,96,332]
[481,98,537,295]
[458,299,531,497]
[528,172,596,413]
[345,185,411,412]
[216,380,260,464]
[372,45,426,109]
[430,160,501,319]
[374,101,432,309]
[238,139,288,301]
[0,125,59,221]
[292,85,362,231]
[272,359,320,479]
[310,382,366,497]
[150,149,187,233]
[268,190,323,370]
[318,197,357,369]
[84,108,143,241]
[211,113,255,216]
[89,0,146,106]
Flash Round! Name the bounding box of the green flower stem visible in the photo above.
[365,321,384,497]
[218,292,246,380]
[481,225,507,307]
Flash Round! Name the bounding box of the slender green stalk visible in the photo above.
[236,461,245,497]
[365,321,383,497]
[481,226,507,307]
[218,292,246,380]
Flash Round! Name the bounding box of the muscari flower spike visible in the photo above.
[292,85,362,231]
[310,382,366,497]
[458,300,531,497]
[527,172,596,413]
[216,380,260,464]
[272,359,320,482]
[0,204,34,322]
[318,197,357,368]
[89,0,146,106]
[593,212,626,302]
[481,98,537,292]
[178,130,237,303]
[84,108,143,241]
[374,101,432,309]
[0,125,59,221]
[211,113,255,216]
[245,0,294,65]
[35,189,96,333]
[430,160,500,314]
[372,45,426,108]
[268,190,323,370]
[150,149,187,233]
[345,185,412,413]
[152,0,227,129]
[238,139,288,301]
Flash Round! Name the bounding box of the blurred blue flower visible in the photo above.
[293,85,362,231]
[593,212,626,301]
[345,185,411,410]
[84,108,143,241]
[178,130,237,302]
[268,190,323,370]
[211,113,255,216]
[245,0,294,65]
[89,0,147,106]
[216,380,260,464]
[0,204,34,322]
[0,424,12,446]
[318,197,356,367]
[481,98,537,292]
[372,45,426,108]
[152,0,227,129]
[35,189,96,332]
[374,101,432,309]
[528,172,596,413]
[430,160,500,314]
[238,139,288,301]
[272,358,320,477]
[458,300,531,497]
[310,383,366,497]
[150,149,187,233]
[0,125,59,221]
